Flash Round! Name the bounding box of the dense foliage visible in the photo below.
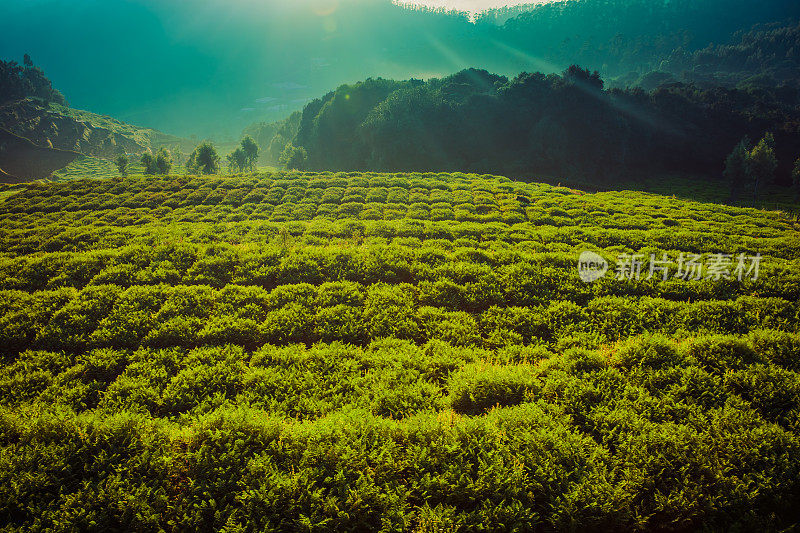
[652,21,800,90]
[491,0,800,83]
[226,137,259,174]
[186,142,221,176]
[253,67,800,187]
[1,171,799,531]
[0,55,65,106]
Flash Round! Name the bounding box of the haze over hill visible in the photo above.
[1,0,798,139]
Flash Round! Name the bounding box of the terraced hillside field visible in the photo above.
[1,171,800,532]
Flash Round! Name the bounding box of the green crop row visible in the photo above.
[3,215,797,262]
[1,281,796,355]
[1,172,800,531]
[1,331,799,531]
[3,172,790,235]
[2,241,796,301]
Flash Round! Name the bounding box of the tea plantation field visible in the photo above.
[1,171,800,531]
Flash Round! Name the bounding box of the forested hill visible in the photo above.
[249,66,800,187]
[2,0,798,137]
[485,0,800,80]
[0,57,192,182]
[656,21,800,89]
[0,55,66,107]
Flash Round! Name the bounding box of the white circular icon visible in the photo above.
[578,251,608,283]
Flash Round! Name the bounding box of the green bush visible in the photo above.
[37,285,122,351]
[612,334,685,369]
[748,329,800,371]
[725,364,800,428]
[448,362,538,415]
[0,409,172,531]
[91,285,173,348]
[363,283,419,340]
[2,171,800,530]
[685,335,763,373]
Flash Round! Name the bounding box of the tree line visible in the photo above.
[252,66,800,200]
[114,136,259,177]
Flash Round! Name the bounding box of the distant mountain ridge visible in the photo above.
[2,0,798,137]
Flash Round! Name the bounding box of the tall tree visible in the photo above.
[724,137,750,203]
[115,154,128,177]
[240,136,259,171]
[279,143,308,170]
[186,141,221,175]
[0,55,66,105]
[792,157,800,203]
[562,64,604,91]
[140,153,158,175]
[155,148,172,175]
[748,132,777,204]
[226,147,247,174]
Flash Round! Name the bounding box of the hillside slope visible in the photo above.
[0,99,147,157]
[0,128,80,181]
[0,171,799,530]
[0,99,191,182]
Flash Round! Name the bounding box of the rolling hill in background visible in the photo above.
[244,63,800,193]
[0,56,194,182]
[1,0,798,138]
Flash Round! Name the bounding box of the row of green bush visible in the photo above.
[4,221,795,268]
[1,331,799,531]
[2,281,796,354]
[4,172,786,232]
[4,241,792,300]
[2,331,799,420]
[2,206,796,267]
[2,173,524,214]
